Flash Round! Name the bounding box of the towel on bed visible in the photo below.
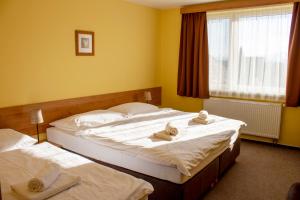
[28,163,60,192]
[12,173,80,200]
[165,122,180,136]
[192,117,215,125]
[153,131,182,141]
[192,110,215,124]
[198,110,209,120]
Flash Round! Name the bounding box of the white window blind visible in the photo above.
[207,4,293,101]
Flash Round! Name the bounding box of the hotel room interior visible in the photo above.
[0,0,300,199]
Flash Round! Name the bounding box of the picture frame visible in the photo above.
[75,30,94,56]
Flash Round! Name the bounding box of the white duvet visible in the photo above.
[0,142,153,200]
[0,129,37,152]
[76,109,245,176]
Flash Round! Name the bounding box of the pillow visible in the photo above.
[49,110,125,131]
[0,129,37,152]
[108,102,159,115]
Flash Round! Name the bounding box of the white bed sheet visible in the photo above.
[78,110,244,176]
[0,142,153,200]
[47,127,239,184]
[0,129,37,152]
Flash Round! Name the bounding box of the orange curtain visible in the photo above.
[286,2,300,107]
[177,12,209,98]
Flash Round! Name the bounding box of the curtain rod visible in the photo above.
[180,0,299,14]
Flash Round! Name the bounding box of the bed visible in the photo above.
[47,104,245,200]
[0,142,153,200]
[0,129,37,152]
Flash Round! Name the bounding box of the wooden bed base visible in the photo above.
[71,138,240,200]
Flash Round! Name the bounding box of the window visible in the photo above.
[207,5,292,101]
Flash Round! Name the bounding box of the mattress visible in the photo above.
[47,127,239,184]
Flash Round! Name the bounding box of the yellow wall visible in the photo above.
[157,8,300,148]
[0,0,159,107]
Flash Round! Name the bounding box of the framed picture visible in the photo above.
[75,30,94,56]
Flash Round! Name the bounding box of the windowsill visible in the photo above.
[209,95,285,105]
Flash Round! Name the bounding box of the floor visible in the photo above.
[204,140,300,200]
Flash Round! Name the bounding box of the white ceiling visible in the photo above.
[125,0,221,9]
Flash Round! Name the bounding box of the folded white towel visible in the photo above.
[12,173,81,200]
[198,110,209,120]
[153,131,181,141]
[28,163,60,192]
[192,117,215,125]
[165,122,179,136]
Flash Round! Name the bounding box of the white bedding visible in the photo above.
[0,129,37,152]
[47,127,236,184]
[0,142,153,200]
[50,109,245,178]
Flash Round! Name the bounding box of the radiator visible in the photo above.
[203,98,282,139]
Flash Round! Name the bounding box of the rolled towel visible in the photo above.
[153,131,181,141]
[12,173,81,200]
[28,163,60,192]
[192,117,215,125]
[165,122,179,136]
[198,110,209,120]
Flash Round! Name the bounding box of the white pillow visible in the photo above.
[49,110,125,131]
[0,129,37,152]
[108,102,159,115]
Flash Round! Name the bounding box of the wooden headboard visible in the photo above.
[0,87,161,135]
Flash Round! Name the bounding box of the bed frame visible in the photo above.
[0,86,240,199]
[67,138,240,200]
[0,87,161,135]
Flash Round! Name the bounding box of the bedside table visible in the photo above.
[33,132,48,144]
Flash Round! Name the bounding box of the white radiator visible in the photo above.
[203,98,282,139]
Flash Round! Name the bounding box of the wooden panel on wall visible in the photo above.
[181,0,299,14]
[0,87,161,135]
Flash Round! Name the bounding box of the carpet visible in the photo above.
[204,140,300,200]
